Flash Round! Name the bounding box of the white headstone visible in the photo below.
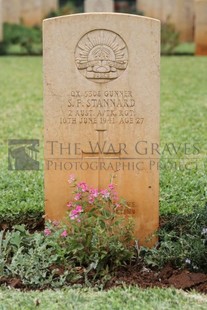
[151,0,163,20]
[161,0,176,23]
[43,13,160,246]
[20,0,42,26]
[136,0,155,17]
[84,0,114,12]
[195,0,207,55]
[175,0,194,42]
[0,0,3,41]
[42,0,58,18]
[2,0,21,24]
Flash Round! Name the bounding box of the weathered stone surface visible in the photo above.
[152,0,163,20]
[137,0,194,42]
[84,0,114,12]
[175,0,194,42]
[20,0,42,26]
[43,13,160,246]
[0,0,3,41]
[1,0,59,26]
[195,0,207,55]
[161,0,175,23]
[136,0,152,16]
[2,0,21,24]
[42,0,58,18]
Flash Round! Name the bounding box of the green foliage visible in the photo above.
[0,23,42,55]
[161,22,180,55]
[0,225,69,288]
[0,57,44,228]
[0,171,44,230]
[143,206,207,272]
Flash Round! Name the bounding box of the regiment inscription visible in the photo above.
[60,89,143,125]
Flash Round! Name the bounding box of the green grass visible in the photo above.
[0,287,207,310]
[0,57,44,226]
[174,43,195,55]
[160,56,207,214]
[0,56,207,224]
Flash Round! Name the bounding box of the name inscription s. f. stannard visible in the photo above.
[75,29,128,83]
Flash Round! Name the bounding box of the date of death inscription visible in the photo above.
[60,90,144,125]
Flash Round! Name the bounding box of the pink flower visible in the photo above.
[61,230,68,237]
[100,189,110,199]
[67,202,73,208]
[112,192,118,201]
[108,183,115,190]
[69,205,83,220]
[74,193,82,201]
[77,182,88,192]
[68,174,75,184]
[75,205,83,213]
[52,220,60,226]
[44,228,51,236]
[89,196,95,204]
[88,188,99,203]
[89,188,99,198]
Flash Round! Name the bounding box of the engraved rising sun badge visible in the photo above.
[75,29,128,83]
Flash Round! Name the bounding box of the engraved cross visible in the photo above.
[82,129,121,160]
[82,129,121,188]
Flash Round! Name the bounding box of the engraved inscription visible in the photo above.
[60,90,144,125]
[75,30,128,83]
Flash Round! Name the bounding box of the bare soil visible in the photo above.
[106,265,207,294]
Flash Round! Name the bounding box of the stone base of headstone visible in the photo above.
[195,0,207,55]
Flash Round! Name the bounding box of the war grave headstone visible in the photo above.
[84,0,114,13]
[21,0,42,26]
[136,0,151,16]
[175,0,194,42]
[43,13,160,246]
[2,0,21,24]
[195,0,207,55]
[151,0,163,21]
[42,0,58,19]
[0,0,3,41]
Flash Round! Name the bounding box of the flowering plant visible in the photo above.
[44,175,134,276]
[67,174,126,225]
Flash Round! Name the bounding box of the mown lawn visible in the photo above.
[0,287,207,310]
[0,56,207,308]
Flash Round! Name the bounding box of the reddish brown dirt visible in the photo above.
[105,265,207,294]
